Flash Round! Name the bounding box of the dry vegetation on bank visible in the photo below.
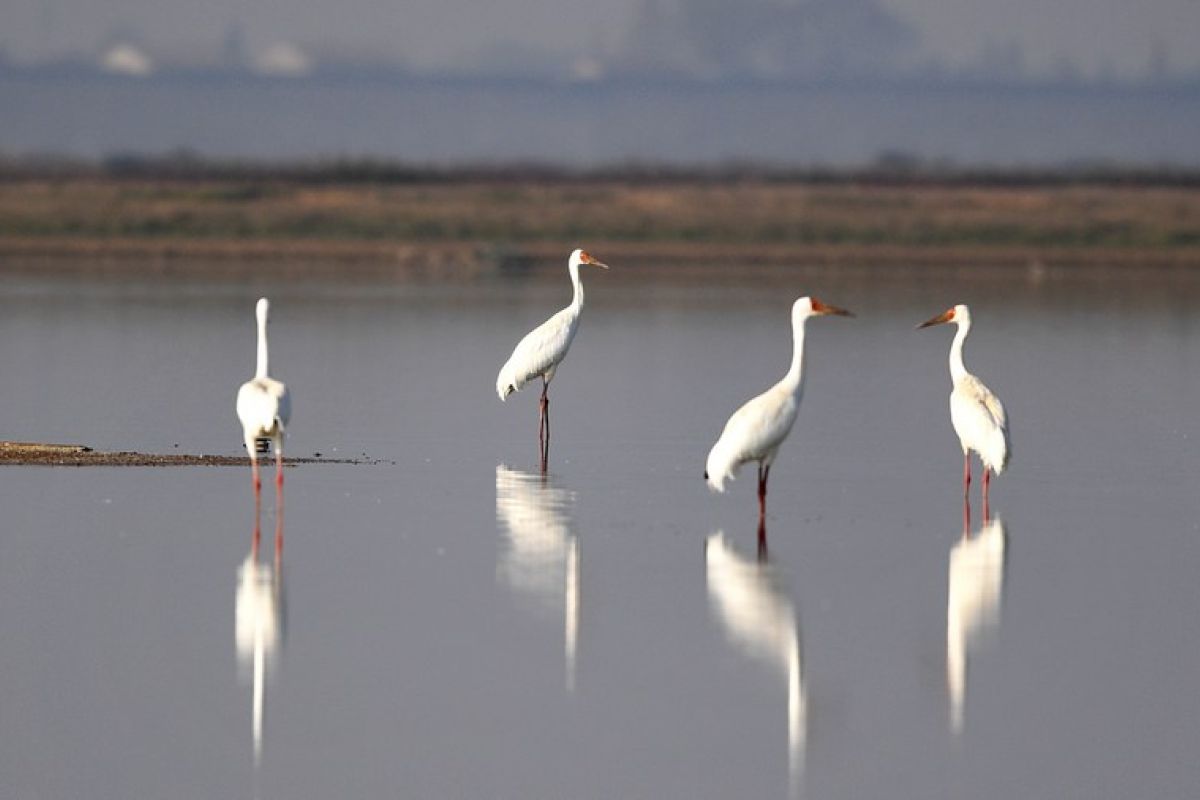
[2,175,1199,277]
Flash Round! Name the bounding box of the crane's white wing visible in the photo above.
[951,375,1009,472]
[237,377,290,439]
[706,385,798,489]
[275,382,292,429]
[497,307,579,399]
[723,387,798,458]
[963,375,1006,429]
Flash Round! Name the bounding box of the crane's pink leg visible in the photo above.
[757,515,768,562]
[251,452,262,508]
[250,452,262,557]
[962,495,971,537]
[962,452,971,496]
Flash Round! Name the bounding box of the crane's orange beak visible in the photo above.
[812,298,854,317]
[580,251,610,269]
[917,308,956,329]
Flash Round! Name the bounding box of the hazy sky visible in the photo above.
[4,0,1200,78]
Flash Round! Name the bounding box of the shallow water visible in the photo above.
[0,269,1198,799]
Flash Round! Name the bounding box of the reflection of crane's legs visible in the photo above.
[982,469,991,522]
[274,443,284,490]
[539,378,550,472]
[252,497,262,559]
[274,441,285,559]
[757,462,771,521]
[962,495,971,537]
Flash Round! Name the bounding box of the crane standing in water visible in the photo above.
[236,297,292,549]
[705,296,853,523]
[496,248,609,470]
[918,304,1010,512]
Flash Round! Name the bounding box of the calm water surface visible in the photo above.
[0,269,1197,799]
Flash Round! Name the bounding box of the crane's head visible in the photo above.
[794,296,854,319]
[917,303,970,329]
[570,248,610,270]
[256,297,271,323]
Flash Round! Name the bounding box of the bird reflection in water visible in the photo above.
[947,499,1006,734]
[495,465,580,691]
[706,532,805,795]
[235,511,285,765]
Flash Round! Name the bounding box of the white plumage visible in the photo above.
[236,298,291,491]
[704,296,852,516]
[496,249,608,466]
[919,304,1010,498]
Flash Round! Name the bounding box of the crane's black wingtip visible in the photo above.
[703,470,709,480]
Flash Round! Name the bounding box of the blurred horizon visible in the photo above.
[3,0,1199,166]
[6,0,1200,84]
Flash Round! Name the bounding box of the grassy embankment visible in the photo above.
[1,174,1199,280]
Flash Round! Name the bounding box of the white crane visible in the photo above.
[705,296,852,520]
[236,298,292,508]
[496,248,608,469]
[918,304,1010,505]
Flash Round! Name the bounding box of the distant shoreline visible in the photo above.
[8,156,1200,187]
[1,239,1197,282]
[1,177,1197,280]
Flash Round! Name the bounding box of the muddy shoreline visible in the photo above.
[0,442,382,467]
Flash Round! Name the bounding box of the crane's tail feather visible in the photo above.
[979,431,1008,474]
[706,474,730,493]
[983,425,1011,475]
[705,445,735,492]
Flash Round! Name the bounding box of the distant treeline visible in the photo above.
[3,152,1200,188]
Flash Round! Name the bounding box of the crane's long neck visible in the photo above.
[949,319,970,383]
[256,313,270,379]
[568,261,584,311]
[782,315,808,393]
